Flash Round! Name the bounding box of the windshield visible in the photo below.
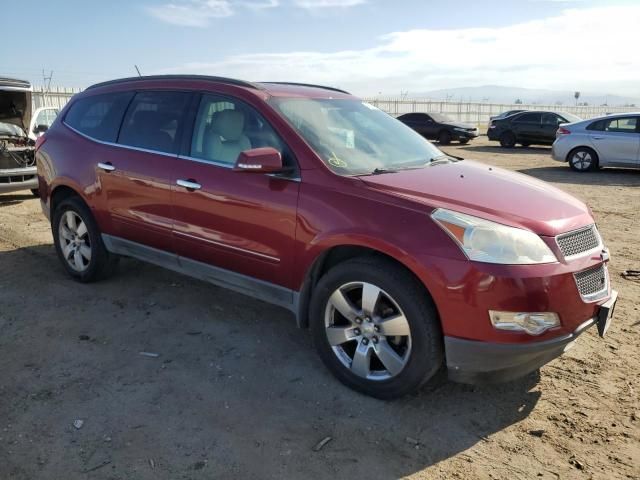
[270,98,445,175]
[429,113,452,123]
[560,112,582,123]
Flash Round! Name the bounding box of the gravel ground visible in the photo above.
[0,137,638,479]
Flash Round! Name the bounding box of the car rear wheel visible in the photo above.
[568,147,598,172]
[30,189,40,197]
[52,196,118,282]
[499,131,516,148]
[309,257,443,399]
[438,130,452,145]
[520,142,530,148]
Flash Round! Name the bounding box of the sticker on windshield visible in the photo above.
[328,152,348,168]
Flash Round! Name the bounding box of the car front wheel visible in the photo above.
[499,131,516,148]
[52,196,118,282]
[438,130,452,145]
[309,257,443,399]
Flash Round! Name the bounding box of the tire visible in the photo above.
[520,143,530,148]
[52,196,118,282]
[30,189,40,197]
[568,147,598,172]
[309,257,443,399]
[459,138,470,145]
[438,130,452,145]
[499,131,516,148]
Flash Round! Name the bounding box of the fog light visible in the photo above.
[489,311,560,335]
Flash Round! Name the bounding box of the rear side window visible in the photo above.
[586,120,605,131]
[118,91,191,154]
[603,117,638,133]
[64,92,133,142]
[514,112,542,123]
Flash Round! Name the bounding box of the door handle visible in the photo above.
[177,179,202,191]
[591,136,604,140]
[98,162,115,172]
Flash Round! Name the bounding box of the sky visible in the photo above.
[2,0,639,98]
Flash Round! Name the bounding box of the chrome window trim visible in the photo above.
[63,122,180,158]
[555,224,603,262]
[174,230,280,263]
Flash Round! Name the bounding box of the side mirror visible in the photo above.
[234,147,283,173]
[33,124,49,134]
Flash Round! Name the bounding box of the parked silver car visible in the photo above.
[552,113,640,172]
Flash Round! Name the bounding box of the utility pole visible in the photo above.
[134,65,142,77]
[42,69,53,92]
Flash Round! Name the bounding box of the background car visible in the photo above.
[552,113,640,172]
[397,112,479,144]
[488,110,582,148]
[0,77,39,196]
[29,107,59,140]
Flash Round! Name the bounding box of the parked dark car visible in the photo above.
[36,76,616,399]
[488,110,582,148]
[397,112,479,144]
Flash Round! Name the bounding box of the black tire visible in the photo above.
[568,147,599,172]
[309,257,443,399]
[459,138,470,145]
[438,130,452,145]
[52,196,118,282]
[520,143,530,148]
[30,189,40,197]
[499,131,516,148]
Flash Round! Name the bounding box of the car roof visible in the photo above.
[86,75,352,99]
[0,77,32,92]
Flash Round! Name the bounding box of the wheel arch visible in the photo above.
[566,145,599,164]
[295,243,438,330]
[50,183,87,216]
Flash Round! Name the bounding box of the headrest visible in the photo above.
[213,110,245,142]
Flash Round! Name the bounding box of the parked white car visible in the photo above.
[29,106,59,140]
[552,113,640,171]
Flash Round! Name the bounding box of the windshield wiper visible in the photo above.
[369,167,397,175]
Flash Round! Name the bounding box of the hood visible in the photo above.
[442,121,476,130]
[0,89,32,138]
[360,160,593,236]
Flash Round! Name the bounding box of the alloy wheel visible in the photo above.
[324,281,412,381]
[58,211,92,272]
[571,150,592,171]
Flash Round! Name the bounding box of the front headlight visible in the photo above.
[431,208,557,264]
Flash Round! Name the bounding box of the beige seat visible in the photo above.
[203,110,251,164]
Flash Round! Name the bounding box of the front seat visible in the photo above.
[204,110,251,164]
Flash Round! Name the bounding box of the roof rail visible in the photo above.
[260,82,350,95]
[86,75,263,91]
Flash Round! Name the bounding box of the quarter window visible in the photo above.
[118,91,191,154]
[64,92,134,142]
[190,94,289,166]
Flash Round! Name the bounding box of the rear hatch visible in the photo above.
[0,79,36,172]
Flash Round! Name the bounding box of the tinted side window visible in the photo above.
[190,94,292,167]
[542,113,563,125]
[514,112,542,123]
[64,92,133,142]
[400,113,424,122]
[587,120,605,131]
[118,91,191,154]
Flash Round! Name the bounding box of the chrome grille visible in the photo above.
[557,225,601,259]
[574,264,608,301]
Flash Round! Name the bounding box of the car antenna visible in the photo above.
[134,65,142,77]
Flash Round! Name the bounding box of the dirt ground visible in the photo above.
[0,137,638,480]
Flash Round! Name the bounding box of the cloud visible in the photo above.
[292,0,366,8]
[156,5,640,96]
[147,0,364,26]
[147,0,233,26]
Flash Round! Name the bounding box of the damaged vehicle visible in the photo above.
[0,78,39,196]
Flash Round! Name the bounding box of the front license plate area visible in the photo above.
[596,290,618,337]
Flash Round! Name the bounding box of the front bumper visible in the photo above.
[445,290,617,384]
[453,129,479,140]
[0,166,38,194]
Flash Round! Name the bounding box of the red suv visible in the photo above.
[36,76,617,399]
